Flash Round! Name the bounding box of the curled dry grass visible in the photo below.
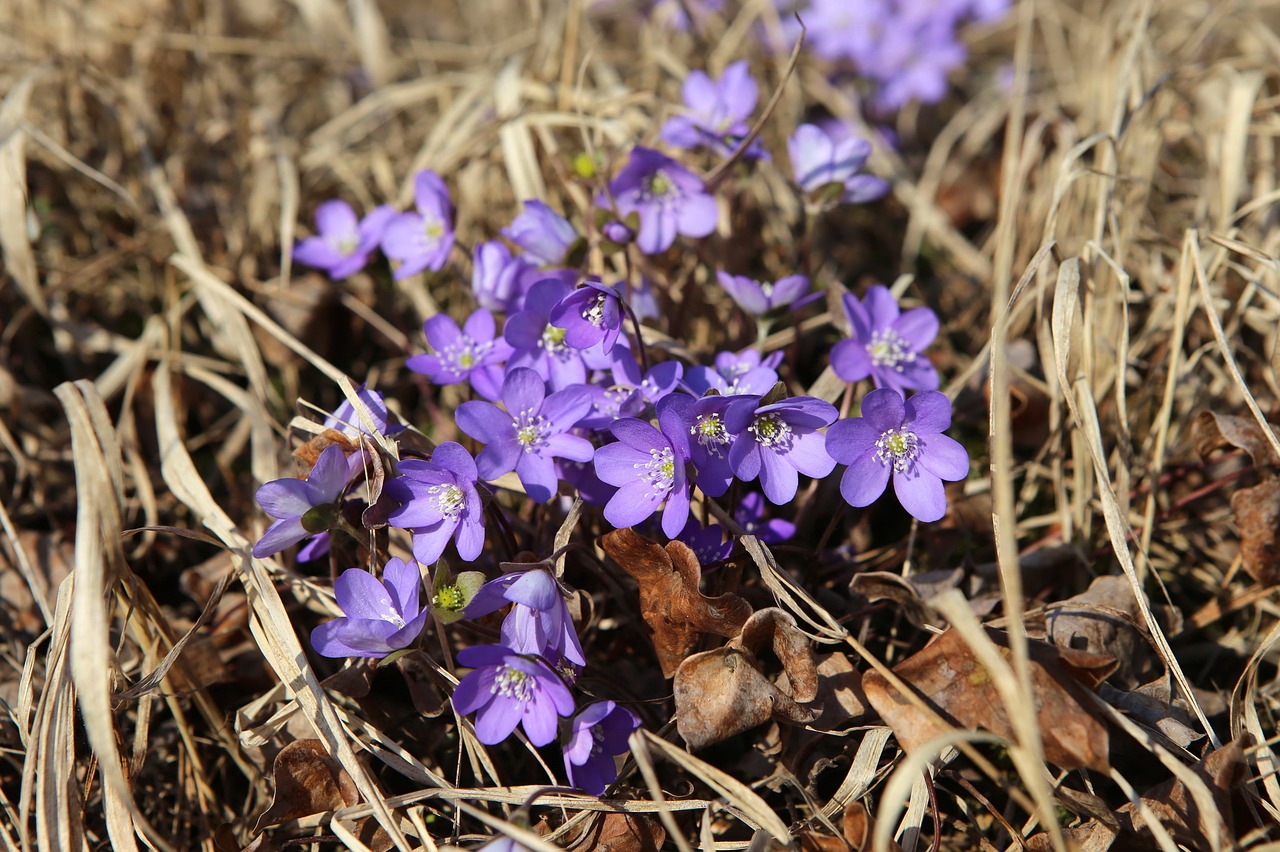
[1,0,1279,849]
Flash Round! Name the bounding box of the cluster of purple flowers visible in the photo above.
[777,0,1011,111]
[262,53,980,810]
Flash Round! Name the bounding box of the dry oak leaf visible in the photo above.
[1121,734,1252,850]
[252,738,360,833]
[566,812,666,852]
[863,627,1115,772]
[600,527,752,678]
[673,607,818,750]
[1191,410,1280,467]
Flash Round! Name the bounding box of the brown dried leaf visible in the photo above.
[600,528,752,677]
[1191,410,1280,467]
[252,738,360,832]
[850,567,964,629]
[1047,575,1154,688]
[1231,478,1280,585]
[565,813,666,852]
[1099,680,1202,750]
[862,628,1113,772]
[672,608,818,750]
[395,650,449,717]
[1121,735,1251,849]
[843,801,901,852]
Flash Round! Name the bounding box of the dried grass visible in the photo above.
[1,0,1279,848]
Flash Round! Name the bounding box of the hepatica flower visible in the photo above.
[788,123,889,205]
[502,200,579,267]
[253,443,351,558]
[456,367,594,502]
[684,348,782,397]
[605,146,717,254]
[662,392,737,497]
[735,491,795,543]
[563,701,641,795]
[550,280,623,352]
[385,442,486,566]
[660,60,766,160]
[726,395,838,504]
[716,271,809,317]
[472,240,537,315]
[407,308,511,401]
[293,200,395,280]
[826,388,969,522]
[466,568,586,667]
[452,644,575,746]
[593,405,692,537]
[831,284,939,392]
[505,278,589,390]
[678,517,733,565]
[381,170,454,279]
[310,558,428,658]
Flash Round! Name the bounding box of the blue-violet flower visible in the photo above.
[452,644,575,746]
[310,557,428,658]
[830,284,939,392]
[385,442,487,566]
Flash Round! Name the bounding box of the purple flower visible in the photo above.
[716,271,809,316]
[293,200,395,280]
[660,61,767,160]
[609,348,684,406]
[452,645,575,746]
[253,444,351,558]
[735,491,794,543]
[472,240,537,315]
[661,392,737,497]
[593,406,692,537]
[456,367,595,502]
[407,309,512,401]
[381,170,454,279]
[788,124,889,204]
[502,200,579,267]
[605,147,718,254]
[826,388,969,522]
[563,701,641,795]
[677,517,733,565]
[505,279,592,390]
[726,395,838,504]
[830,285,939,392]
[684,348,782,397]
[550,280,624,352]
[385,442,487,566]
[466,568,586,667]
[310,558,428,658]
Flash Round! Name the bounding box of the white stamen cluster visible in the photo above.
[422,216,445,244]
[330,231,359,256]
[540,323,568,353]
[758,280,774,298]
[492,665,533,703]
[427,483,466,520]
[442,337,490,373]
[875,428,920,472]
[634,446,676,497]
[641,171,679,201]
[748,414,793,449]
[581,293,608,327]
[867,328,912,371]
[513,409,550,452]
[690,413,731,455]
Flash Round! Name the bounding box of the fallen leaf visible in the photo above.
[252,738,360,833]
[1121,734,1252,849]
[673,608,818,750]
[1191,410,1280,467]
[1230,478,1280,585]
[863,628,1114,772]
[600,528,752,678]
[850,567,964,628]
[565,812,665,852]
[1047,575,1156,688]
[1099,679,1202,750]
[778,652,871,781]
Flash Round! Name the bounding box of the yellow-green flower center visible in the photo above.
[541,324,568,352]
[875,427,920,472]
[433,584,465,612]
[868,328,911,371]
[748,414,792,448]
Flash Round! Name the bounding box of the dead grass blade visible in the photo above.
[0,63,48,316]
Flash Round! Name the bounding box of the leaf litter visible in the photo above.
[2,0,1280,849]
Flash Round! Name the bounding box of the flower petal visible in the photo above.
[333,569,400,621]
[457,400,513,445]
[825,417,880,464]
[904,390,953,433]
[605,480,665,529]
[516,452,559,502]
[839,452,891,507]
[758,447,799,504]
[502,367,547,416]
[859,387,906,432]
[382,558,422,617]
[894,307,939,351]
[893,468,946,522]
[916,433,970,481]
[255,478,315,520]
